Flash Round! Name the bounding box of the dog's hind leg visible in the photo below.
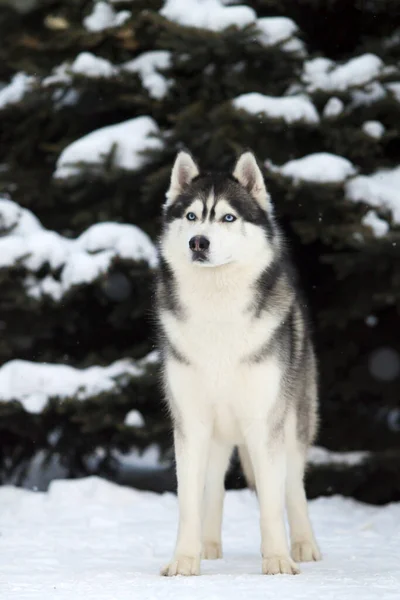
[238,444,256,491]
[285,418,321,563]
[202,439,232,559]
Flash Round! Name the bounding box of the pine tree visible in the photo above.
[0,0,399,502]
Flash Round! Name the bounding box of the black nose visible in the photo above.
[189,235,210,252]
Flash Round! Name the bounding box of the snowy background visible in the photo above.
[0,0,400,595]
[0,3,400,590]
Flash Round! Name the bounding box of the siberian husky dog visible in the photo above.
[156,151,321,577]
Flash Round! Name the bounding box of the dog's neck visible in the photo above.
[174,257,271,296]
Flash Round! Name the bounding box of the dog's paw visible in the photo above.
[160,555,201,577]
[262,555,300,575]
[202,541,222,560]
[291,540,322,563]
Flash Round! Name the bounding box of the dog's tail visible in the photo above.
[238,445,256,491]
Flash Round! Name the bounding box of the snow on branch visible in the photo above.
[161,0,304,53]
[302,54,386,93]
[121,51,172,100]
[54,116,163,179]
[0,73,34,110]
[232,92,319,125]
[346,167,400,225]
[0,351,158,414]
[0,198,158,300]
[267,153,357,184]
[83,1,130,32]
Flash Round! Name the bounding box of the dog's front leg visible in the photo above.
[161,423,211,576]
[244,425,300,576]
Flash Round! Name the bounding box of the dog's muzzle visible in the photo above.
[189,236,210,262]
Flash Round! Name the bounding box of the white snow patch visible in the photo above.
[113,444,163,470]
[322,97,344,118]
[256,16,297,45]
[70,52,117,78]
[162,1,303,52]
[1,476,400,598]
[280,37,305,55]
[232,92,319,124]
[42,63,72,87]
[269,153,356,184]
[122,51,172,99]
[54,116,162,179]
[0,197,42,236]
[83,1,130,32]
[362,210,389,237]
[346,166,400,224]
[362,120,385,139]
[124,409,145,428]
[0,198,157,299]
[161,0,255,31]
[75,222,156,266]
[351,81,387,107]
[0,72,34,109]
[308,446,369,467]
[0,354,154,413]
[386,81,400,102]
[303,53,384,92]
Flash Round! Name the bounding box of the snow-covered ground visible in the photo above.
[0,476,399,599]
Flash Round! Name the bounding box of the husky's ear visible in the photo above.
[166,151,199,205]
[233,152,271,211]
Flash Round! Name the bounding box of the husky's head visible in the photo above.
[161,151,277,270]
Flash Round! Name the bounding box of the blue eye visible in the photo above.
[187,212,197,221]
[223,214,236,223]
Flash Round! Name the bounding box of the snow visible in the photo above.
[0,72,33,109]
[161,0,255,31]
[43,53,118,86]
[0,354,154,413]
[362,210,390,237]
[346,166,400,224]
[122,51,172,99]
[322,97,344,118]
[70,52,117,78]
[268,153,357,184]
[280,38,305,55]
[351,81,386,107]
[232,93,319,124]
[161,0,303,52]
[124,409,145,427]
[303,54,384,92]
[42,63,72,87]
[54,116,162,179]
[113,444,163,470]
[386,81,400,102]
[308,446,369,467]
[1,476,400,599]
[0,198,158,300]
[256,16,300,47]
[83,1,130,32]
[0,196,42,234]
[362,120,385,139]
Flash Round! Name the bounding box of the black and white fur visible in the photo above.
[156,151,321,577]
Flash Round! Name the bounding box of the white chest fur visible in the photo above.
[161,265,282,443]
